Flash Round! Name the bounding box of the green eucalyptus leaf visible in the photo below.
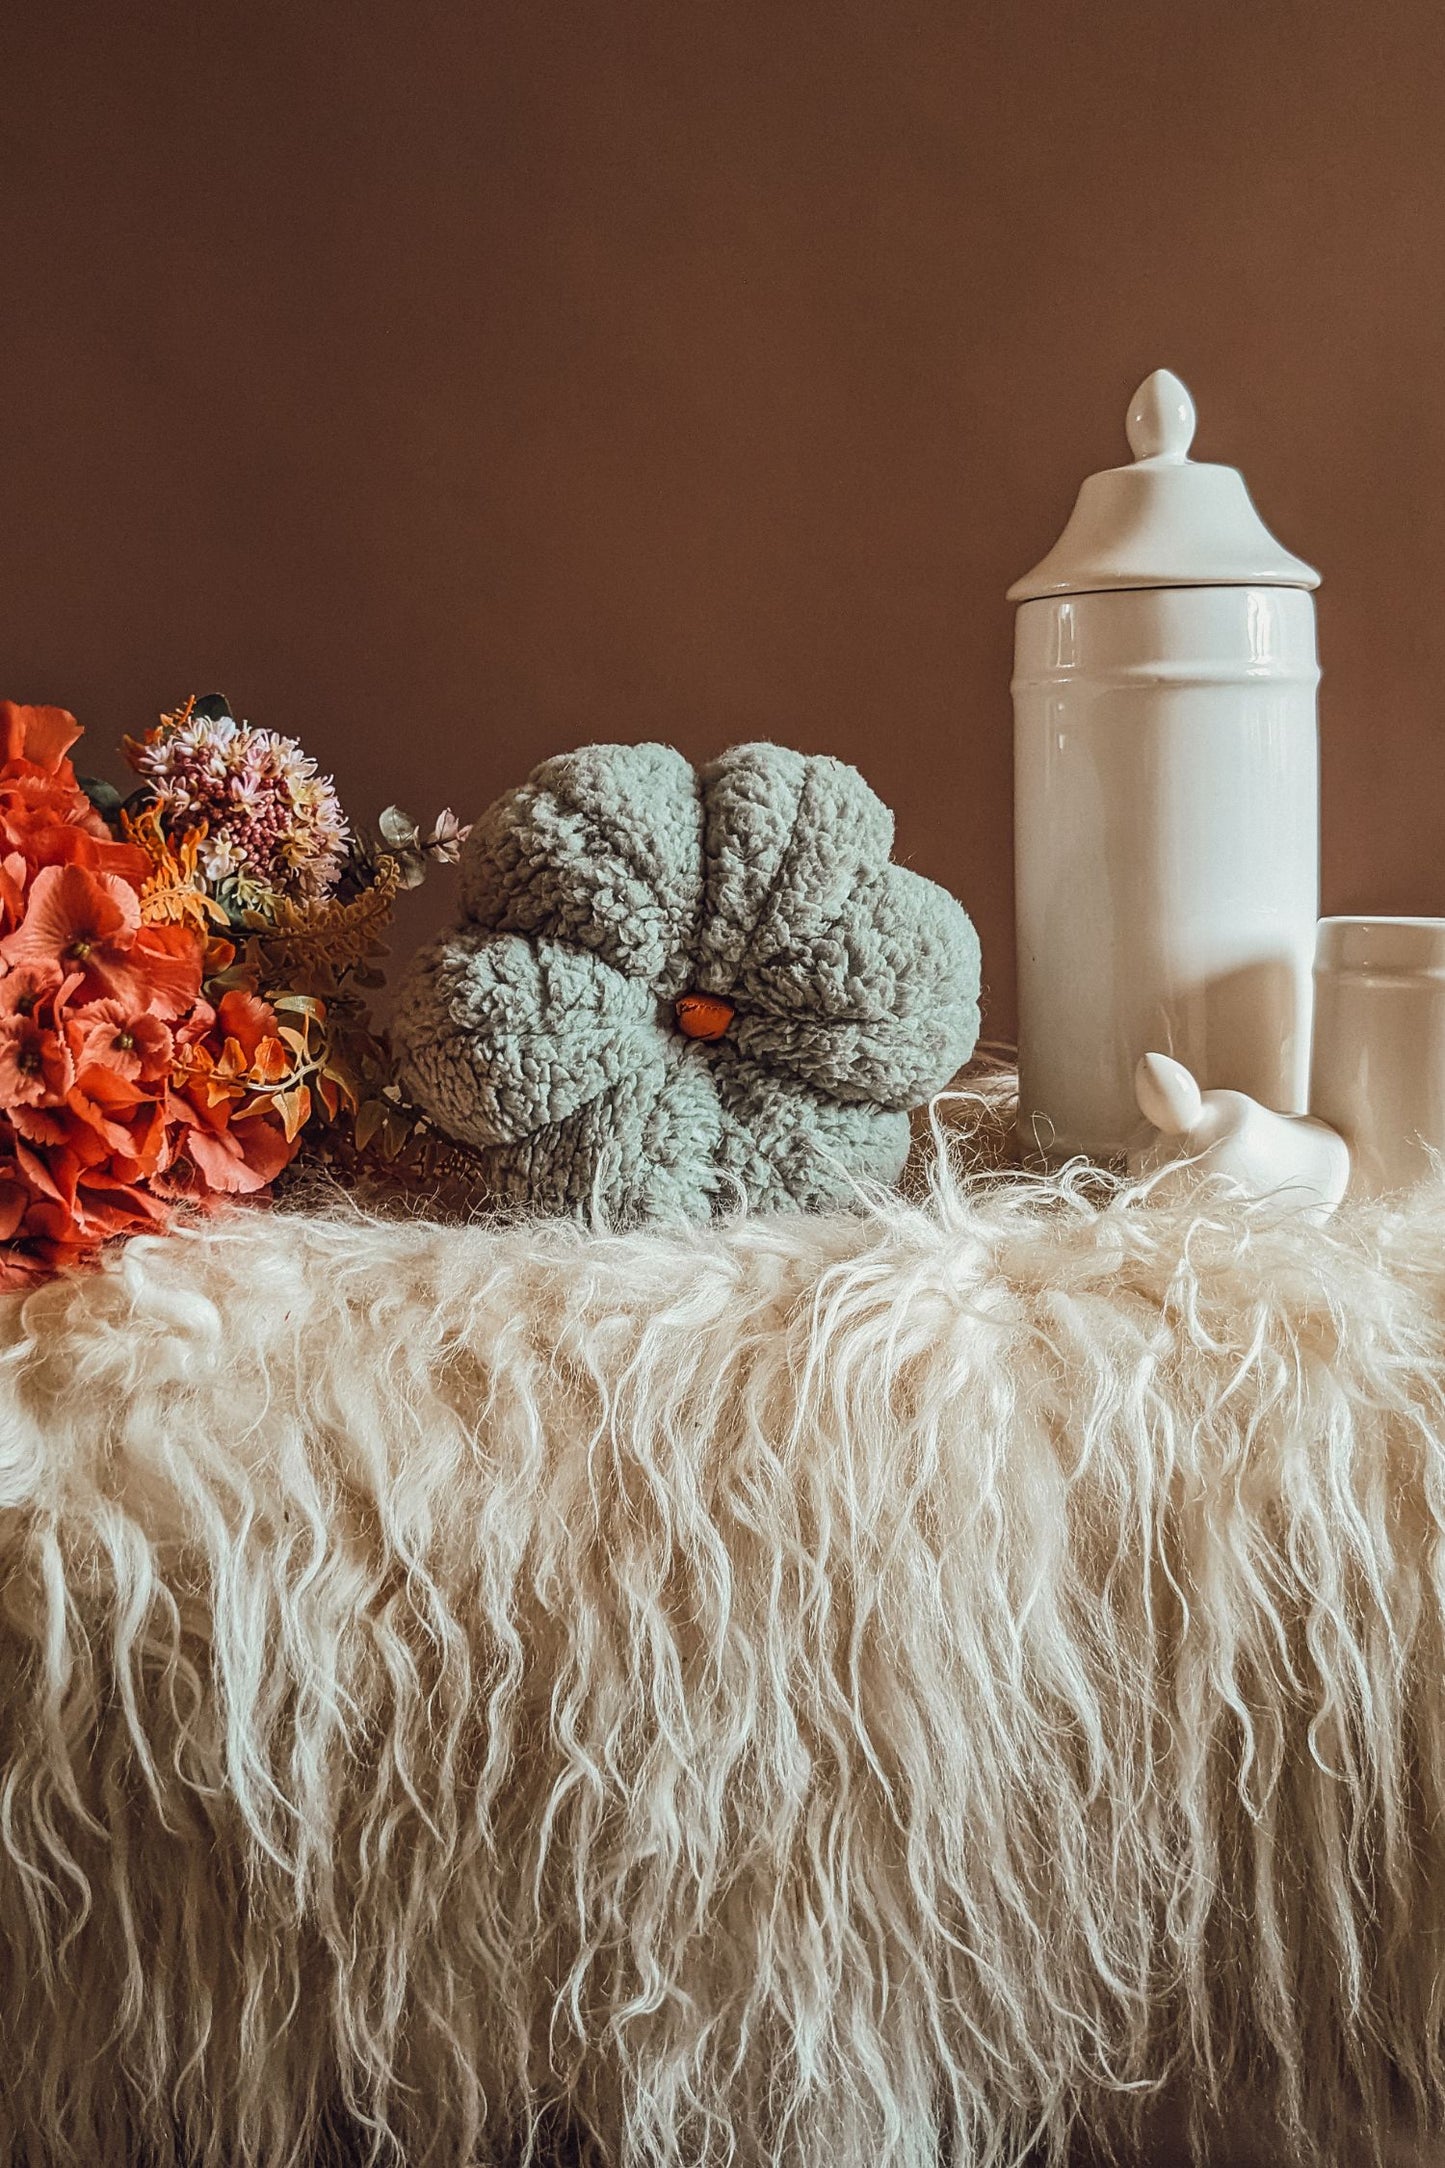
[77,775,123,819]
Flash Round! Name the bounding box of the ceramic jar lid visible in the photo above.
[1007,369,1319,602]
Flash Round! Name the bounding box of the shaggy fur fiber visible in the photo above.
[3,1141,1445,2165]
[394,742,981,1221]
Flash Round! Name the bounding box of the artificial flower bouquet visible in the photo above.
[0,694,465,1284]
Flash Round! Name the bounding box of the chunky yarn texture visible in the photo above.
[4,1155,1445,2165]
[394,741,981,1220]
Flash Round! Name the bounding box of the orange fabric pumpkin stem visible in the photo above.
[674,992,734,1042]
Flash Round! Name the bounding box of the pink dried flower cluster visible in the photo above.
[125,702,349,901]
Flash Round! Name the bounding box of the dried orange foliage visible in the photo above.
[259,857,402,984]
[123,803,228,934]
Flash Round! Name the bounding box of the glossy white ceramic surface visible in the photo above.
[1128,1052,1349,1224]
[1008,368,1319,601]
[1309,917,1445,1196]
[1014,583,1320,1162]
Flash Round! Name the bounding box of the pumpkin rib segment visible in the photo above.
[707,1038,912,1209]
[442,1045,724,1223]
[731,864,982,1108]
[723,751,810,994]
[694,745,808,996]
[702,749,898,1008]
[395,930,667,1149]
[461,743,704,995]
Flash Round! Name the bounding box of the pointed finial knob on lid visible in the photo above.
[1126,369,1196,463]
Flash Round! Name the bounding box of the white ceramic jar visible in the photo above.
[1010,371,1321,1163]
[1309,918,1445,1197]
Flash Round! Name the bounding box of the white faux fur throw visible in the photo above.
[4,1144,1445,2167]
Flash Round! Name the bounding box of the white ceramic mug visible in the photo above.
[1309,917,1445,1197]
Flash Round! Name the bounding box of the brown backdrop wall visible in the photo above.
[2,0,1442,1034]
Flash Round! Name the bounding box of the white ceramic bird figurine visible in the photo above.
[1128,1052,1350,1224]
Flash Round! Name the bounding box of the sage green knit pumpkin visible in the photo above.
[394,742,980,1222]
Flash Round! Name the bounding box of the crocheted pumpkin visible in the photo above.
[395,742,981,1221]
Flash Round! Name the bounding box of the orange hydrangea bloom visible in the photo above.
[0,705,304,1280]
